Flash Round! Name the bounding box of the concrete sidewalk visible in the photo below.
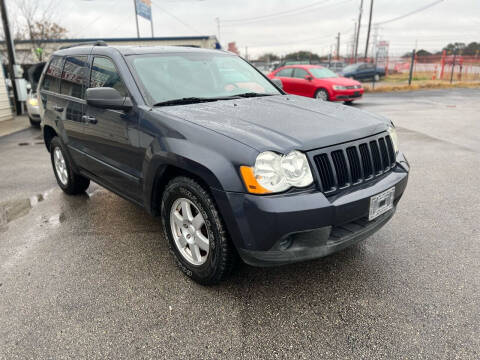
[0,116,31,137]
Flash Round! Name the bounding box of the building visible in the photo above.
[1,35,221,65]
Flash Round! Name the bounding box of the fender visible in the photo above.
[142,133,258,215]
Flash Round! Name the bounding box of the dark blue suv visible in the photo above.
[38,42,409,284]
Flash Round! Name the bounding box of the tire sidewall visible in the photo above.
[161,178,224,283]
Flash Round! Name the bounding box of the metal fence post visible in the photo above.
[450,49,456,84]
[408,49,416,86]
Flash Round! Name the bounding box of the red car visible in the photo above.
[268,65,364,103]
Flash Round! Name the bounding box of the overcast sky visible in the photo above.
[7,0,480,58]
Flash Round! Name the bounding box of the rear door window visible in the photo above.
[90,57,128,97]
[276,68,293,77]
[60,56,89,99]
[42,56,64,93]
[293,68,309,79]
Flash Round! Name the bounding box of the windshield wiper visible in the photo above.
[153,97,224,107]
[234,92,275,98]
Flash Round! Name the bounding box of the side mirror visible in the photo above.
[305,75,313,81]
[271,78,283,90]
[86,87,132,111]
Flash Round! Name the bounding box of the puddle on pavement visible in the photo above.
[17,141,45,146]
[0,193,47,231]
[41,213,65,227]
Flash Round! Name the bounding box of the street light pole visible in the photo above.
[133,0,140,38]
[0,0,20,115]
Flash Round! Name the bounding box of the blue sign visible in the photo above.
[135,0,152,21]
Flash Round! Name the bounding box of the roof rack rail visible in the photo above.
[59,40,107,50]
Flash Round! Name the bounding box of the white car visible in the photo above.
[26,62,45,127]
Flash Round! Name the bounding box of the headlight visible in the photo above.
[240,150,314,194]
[354,85,362,89]
[28,97,39,106]
[387,126,399,154]
[332,85,347,90]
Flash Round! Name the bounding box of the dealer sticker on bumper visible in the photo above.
[369,187,395,221]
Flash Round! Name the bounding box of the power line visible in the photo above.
[151,1,202,34]
[375,0,444,26]
[222,0,332,23]
[222,0,353,25]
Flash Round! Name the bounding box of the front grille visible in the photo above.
[312,134,396,194]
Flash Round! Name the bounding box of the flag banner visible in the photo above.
[135,0,152,21]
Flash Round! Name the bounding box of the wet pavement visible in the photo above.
[1,88,479,359]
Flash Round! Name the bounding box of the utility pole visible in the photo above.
[351,21,357,61]
[336,32,341,60]
[0,0,21,115]
[133,0,140,38]
[215,17,221,43]
[354,0,363,62]
[364,0,374,60]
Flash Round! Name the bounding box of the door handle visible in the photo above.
[82,115,97,124]
[54,106,64,112]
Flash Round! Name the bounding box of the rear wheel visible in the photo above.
[314,89,329,101]
[161,176,236,285]
[50,137,90,195]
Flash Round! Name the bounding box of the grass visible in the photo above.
[363,80,480,93]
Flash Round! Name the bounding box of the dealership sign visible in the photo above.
[135,0,152,21]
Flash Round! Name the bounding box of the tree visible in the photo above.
[257,53,279,62]
[14,0,67,61]
[442,42,466,55]
[284,51,321,62]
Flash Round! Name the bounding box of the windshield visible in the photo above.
[129,52,281,104]
[309,67,338,79]
[342,64,360,73]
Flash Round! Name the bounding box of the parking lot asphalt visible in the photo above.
[1,88,479,359]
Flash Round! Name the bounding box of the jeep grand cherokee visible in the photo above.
[39,42,409,285]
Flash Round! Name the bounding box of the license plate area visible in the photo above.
[369,187,395,221]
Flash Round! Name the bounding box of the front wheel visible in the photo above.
[50,137,90,195]
[161,176,236,285]
[314,89,329,101]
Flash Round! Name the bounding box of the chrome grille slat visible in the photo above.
[312,134,397,195]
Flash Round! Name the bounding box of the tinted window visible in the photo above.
[293,68,309,79]
[90,57,127,97]
[42,56,63,93]
[276,68,293,77]
[309,67,338,79]
[60,56,89,99]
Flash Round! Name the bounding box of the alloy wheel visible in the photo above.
[169,198,209,266]
[53,147,68,185]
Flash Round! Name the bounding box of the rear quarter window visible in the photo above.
[41,56,64,93]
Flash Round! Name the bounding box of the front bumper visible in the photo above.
[331,88,364,101]
[213,156,408,266]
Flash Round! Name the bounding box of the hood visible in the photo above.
[315,76,361,86]
[155,95,390,153]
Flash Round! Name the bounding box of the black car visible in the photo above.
[341,62,386,81]
[39,43,409,285]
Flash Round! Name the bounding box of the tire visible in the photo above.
[29,116,40,128]
[161,176,236,285]
[374,74,380,81]
[50,137,90,195]
[344,100,354,105]
[314,88,329,101]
